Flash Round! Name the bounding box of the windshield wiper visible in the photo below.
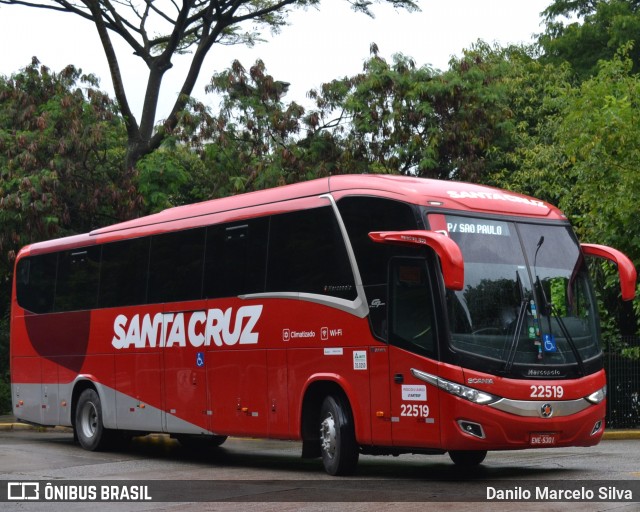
[541,296,586,376]
[533,236,586,376]
[504,298,529,375]
[503,269,528,374]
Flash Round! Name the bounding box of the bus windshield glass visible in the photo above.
[429,214,600,377]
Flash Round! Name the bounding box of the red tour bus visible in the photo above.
[10,175,637,475]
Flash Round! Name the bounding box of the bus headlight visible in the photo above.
[585,385,607,404]
[411,368,500,405]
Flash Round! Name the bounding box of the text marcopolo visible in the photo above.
[111,305,263,349]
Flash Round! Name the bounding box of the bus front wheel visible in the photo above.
[75,388,111,451]
[448,449,487,466]
[319,395,359,476]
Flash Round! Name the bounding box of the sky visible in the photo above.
[0,0,551,119]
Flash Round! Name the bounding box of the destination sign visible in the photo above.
[445,216,511,237]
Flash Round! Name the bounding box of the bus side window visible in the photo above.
[16,253,57,314]
[266,207,356,300]
[148,228,206,304]
[388,257,437,358]
[54,247,101,312]
[337,196,420,339]
[204,217,269,298]
[99,237,150,308]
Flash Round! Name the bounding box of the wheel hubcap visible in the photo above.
[80,402,98,439]
[320,412,337,459]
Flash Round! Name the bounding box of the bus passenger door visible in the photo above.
[163,305,211,434]
[387,257,441,449]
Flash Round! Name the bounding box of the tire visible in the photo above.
[319,395,359,476]
[75,388,112,451]
[448,449,487,466]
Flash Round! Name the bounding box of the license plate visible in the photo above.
[530,433,558,446]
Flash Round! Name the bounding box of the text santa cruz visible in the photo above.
[111,305,263,349]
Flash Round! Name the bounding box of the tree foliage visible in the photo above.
[0,59,136,268]
[0,0,419,169]
[539,0,640,78]
[185,43,521,189]
[0,59,136,412]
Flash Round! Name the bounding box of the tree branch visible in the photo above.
[82,0,139,144]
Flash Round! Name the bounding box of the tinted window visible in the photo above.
[389,258,436,358]
[54,247,101,311]
[338,197,419,285]
[99,237,149,308]
[266,207,356,300]
[148,228,206,303]
[338,197,419,336]
[16,253,57,314]
[204,218,269,298]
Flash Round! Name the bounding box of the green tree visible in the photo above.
[179,43,538,193]
[490,51,575,206]
[539,0,640,79]
[0,0,419,170]
[555,49,640,334]
[302,42,521,182]
[496,46,640,340]
[0,59,132,412]
[156,59,312,200]
[0,59,134,265]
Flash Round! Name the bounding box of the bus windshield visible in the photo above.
[431,214,600,378]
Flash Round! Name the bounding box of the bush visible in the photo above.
[0,375,11,415]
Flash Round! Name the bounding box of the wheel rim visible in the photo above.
[320,412,337,459]
[79,401,98,439]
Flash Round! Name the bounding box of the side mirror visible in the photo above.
[581,243,637,301]
[369,230,464,291]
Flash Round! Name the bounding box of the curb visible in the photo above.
[0,422,73,433]
[2,421,640,439]
[602,429,640,440]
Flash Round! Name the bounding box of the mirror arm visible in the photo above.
[581,243,637,301]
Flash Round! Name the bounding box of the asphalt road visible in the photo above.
[0,427,638,512]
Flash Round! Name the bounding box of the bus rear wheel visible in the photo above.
[319,395,359,476]
[75,388,112,451]
[448,449,487,466]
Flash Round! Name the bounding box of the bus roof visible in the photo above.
[19,174,565,257]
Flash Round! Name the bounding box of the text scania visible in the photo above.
[111,305,263,349]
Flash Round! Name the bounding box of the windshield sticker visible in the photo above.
[543,334,557,353]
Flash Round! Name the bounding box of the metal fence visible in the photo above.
[605,337,640,429]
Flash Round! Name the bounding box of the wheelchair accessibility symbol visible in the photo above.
[543,334,557,353]
[196,352,205,367]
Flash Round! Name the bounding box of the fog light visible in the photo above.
[457,420,485,439]
[590,419,603,436]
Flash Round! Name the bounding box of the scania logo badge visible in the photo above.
[540,403,553,418]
